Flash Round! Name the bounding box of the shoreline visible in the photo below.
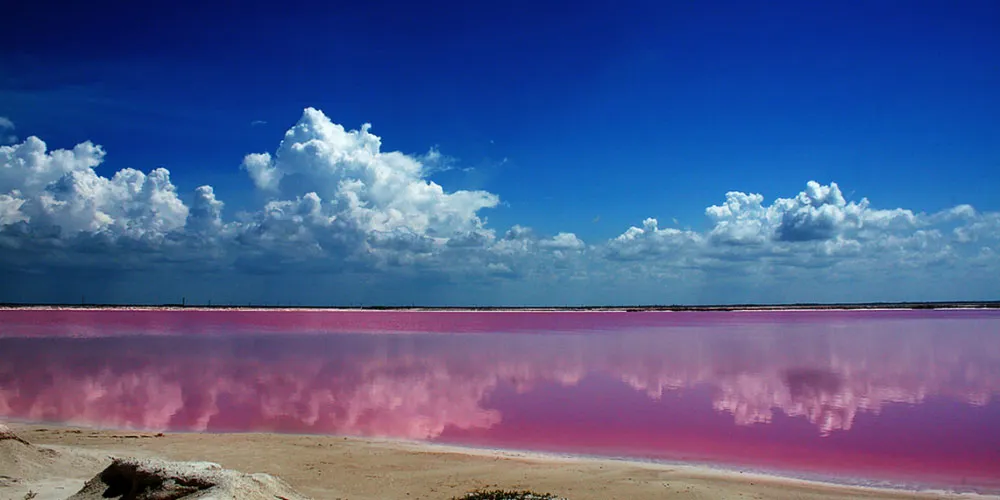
[4,422,997,499]
[1,303,998,313]
[334,436,996,496]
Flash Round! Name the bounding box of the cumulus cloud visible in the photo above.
[0,107,998,305]
[241,152,281,191]
[703,181,918,245]
[606,217,702,261]
[538,232,585,251]
[598,180,999,303]
[187,185,224,234]
[0,193,26,225]
[0,137,188,239]
[239,108,499,244]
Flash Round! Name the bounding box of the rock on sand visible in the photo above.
[68,457,310,500]
[3,423,310,500]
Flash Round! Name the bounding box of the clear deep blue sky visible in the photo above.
[1,0,998,305]
[4,0,997,241]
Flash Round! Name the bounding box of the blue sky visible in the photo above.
[1,0,998,305]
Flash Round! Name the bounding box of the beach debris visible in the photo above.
[456,489,567,500]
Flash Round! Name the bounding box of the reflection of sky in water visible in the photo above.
[0,310,998,489]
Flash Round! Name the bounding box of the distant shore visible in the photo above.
[1,301,998,312]
[5,423,996,500]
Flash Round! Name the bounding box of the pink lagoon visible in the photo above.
[1,308,998,493]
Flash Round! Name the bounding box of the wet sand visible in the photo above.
[3,423,995,500]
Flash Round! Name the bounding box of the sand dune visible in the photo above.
[1,423,110,499]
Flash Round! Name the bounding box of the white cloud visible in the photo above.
[234,192,343,261]
[1,137,187,239]
[0,117,17,145]
[705,192,771,245]
[0,192,26,225]
[607,217,702,261]
[539,232,585,250]
[1,137,104,194]
[418,146,456,176]
[602,181,1000,301]
[241,152,281,191]
[774,181,861,241]
[239,108,499,243]
[703,181,918,245]
[187,185,224,234]
[0,109,997,305]
[40,167,189,238]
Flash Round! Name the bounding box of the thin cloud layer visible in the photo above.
[0,117,15,145]
[0,107,997,304]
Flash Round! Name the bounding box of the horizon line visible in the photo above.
[2,301,998,312]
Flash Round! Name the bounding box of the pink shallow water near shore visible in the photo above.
[1,309,999,490]
[0,307,995,336]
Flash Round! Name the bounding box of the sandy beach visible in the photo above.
[1,423,994,500]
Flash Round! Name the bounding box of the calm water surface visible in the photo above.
[1,309,998,490]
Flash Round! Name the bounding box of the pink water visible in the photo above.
[1,309,998,491]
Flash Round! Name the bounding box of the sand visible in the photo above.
[1,423,995,500]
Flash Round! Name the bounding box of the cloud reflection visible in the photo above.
[0,313,998,440]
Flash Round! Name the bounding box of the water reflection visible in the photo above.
[0,311,998,486]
